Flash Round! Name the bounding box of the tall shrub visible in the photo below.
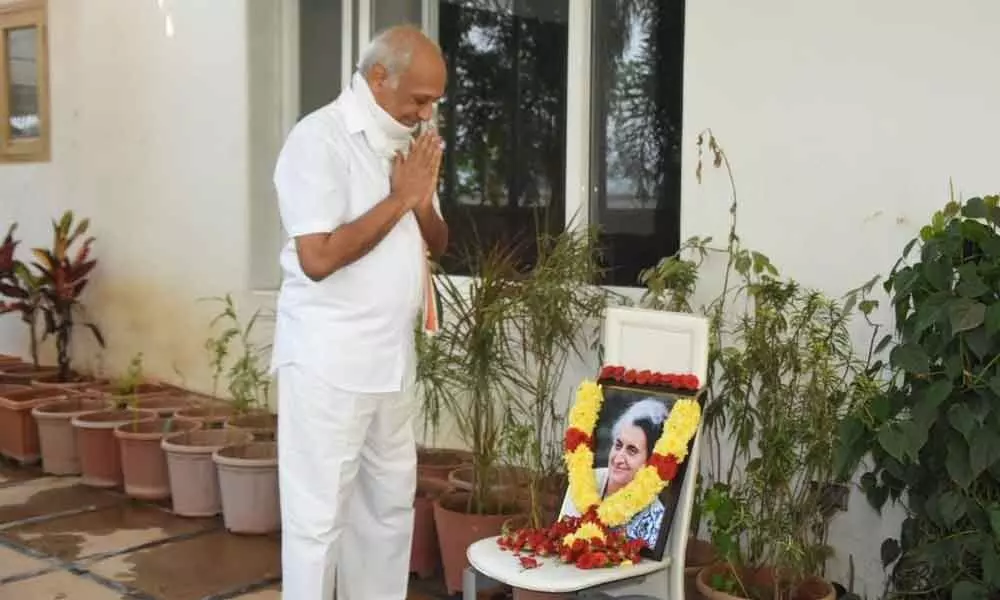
[836,195,1000,600]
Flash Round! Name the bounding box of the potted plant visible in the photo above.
[414,322,472,480]
[429,240,529,595]
[201,294,276,438]
[33,211,106,383]
[111,354,202,500]
[32,393,107,475]
[0,384,73,464]
[638,132,872,600]
[510,225,609,528]
[0,222,53,380]
[833,195,1000,599]
[202,293,278,534]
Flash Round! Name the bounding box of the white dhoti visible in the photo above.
[277,363,417,599]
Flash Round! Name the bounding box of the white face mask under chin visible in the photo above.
[352,72,417,160]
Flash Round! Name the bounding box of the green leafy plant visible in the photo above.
[114,352,146,429]
[429,240,527,516]
[834,194,1000,600]
[0,223,44,366]
[640,130,881,594]
[511,225,610,527]
[203,294,272,416]
[33,211,105,381]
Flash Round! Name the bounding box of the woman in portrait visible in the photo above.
[560,397,668,549]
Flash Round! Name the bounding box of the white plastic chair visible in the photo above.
[465,308,710,599]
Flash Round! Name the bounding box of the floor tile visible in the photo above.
[0,544,53,579]
[0,477,122,526]
[0,460,41,484]
[0,569,124,599]
[3,501,216,561]
[87,529,280,600]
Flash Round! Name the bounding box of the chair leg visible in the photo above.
[463,567,479,600]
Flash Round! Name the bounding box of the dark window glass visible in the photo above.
[299,0,344,118]
[437,0,569,274]
[590,0,685,286]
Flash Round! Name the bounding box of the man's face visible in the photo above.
[369,54,446,128]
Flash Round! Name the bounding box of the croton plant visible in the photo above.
[0,213,105,379]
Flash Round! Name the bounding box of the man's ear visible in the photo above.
[368,64,389,90]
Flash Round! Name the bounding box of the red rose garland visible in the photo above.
[598,365,699,391]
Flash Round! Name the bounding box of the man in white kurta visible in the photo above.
[270,25,448,600]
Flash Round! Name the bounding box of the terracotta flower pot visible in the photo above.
[72,409,158,488]
[162,428,254,517]
[0,364,61,384]
[696,564,835,600]
[115,418,203,500]
[0,386,71,463]
[433,490,525,595]
[32,397,108,475]
[411,477,453,579]
[174,403,235,429]
[417,446,473,481]
[225,411,277,441]
[512,589,569,600]
[89,382,176,398]
[448,464,532,497]
[213,441,279,534]
[685,538,719,600]
[31,373,106,390]
[105,393,196,417]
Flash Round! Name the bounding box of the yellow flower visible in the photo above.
[563,521,605,547]
[620,560,634,567]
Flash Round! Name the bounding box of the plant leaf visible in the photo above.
[952,581,989,600]
[889,342,930,373]
[948,298,986,333]
[969,426,1000,479]
[880,538,901,568]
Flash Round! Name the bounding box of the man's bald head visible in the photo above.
[359,25,446,127]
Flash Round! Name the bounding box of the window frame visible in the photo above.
[0,0,49,164]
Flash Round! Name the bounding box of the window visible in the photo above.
[436,0,569,275]
[0,0,48,163]
[590,0,685,286]
[275,0,685,287]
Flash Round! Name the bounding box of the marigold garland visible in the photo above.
[498,373,702,570]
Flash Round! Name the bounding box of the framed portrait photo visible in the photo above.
[558,383,703,561]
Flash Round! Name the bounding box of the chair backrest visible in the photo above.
[559,307,710,564]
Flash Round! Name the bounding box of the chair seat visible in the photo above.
[467,536,670,594]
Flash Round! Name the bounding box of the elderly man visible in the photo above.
[270,25,447,600]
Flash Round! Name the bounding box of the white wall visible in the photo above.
[0,0,259,391]
[2,0,999,596]
[682,0,1000,595]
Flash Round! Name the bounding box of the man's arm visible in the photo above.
[275,126,441,282]
[295,193,416,282]
[413,193,448,259]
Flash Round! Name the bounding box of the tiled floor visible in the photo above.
[0,461,458,599]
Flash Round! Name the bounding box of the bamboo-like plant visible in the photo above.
[431,240,527,516]
[511,225,610,527]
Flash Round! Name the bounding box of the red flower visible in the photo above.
[636,369,652,385]
[613,366,626,379]
[682,374,700,390]
[564,427,592,453]
[599,365,616,380]
[519,556,540,570]
[623,369,638,384]
[648,454,679,481]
